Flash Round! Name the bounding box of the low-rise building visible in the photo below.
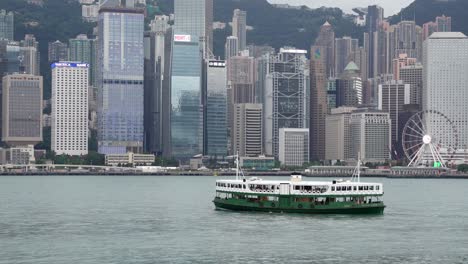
[105,152,155,166]
[240,156,275,171]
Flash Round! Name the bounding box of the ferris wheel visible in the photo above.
[401,110,459,168]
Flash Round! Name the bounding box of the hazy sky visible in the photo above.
[267,0,415,16]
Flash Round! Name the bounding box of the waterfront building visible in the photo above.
[366,5,384,78]
[334,37,358,76]
[350,109,391,163]
[423,32,468,149]
[335,62,363,108]
[279,128,309,167]
[174,0,213,55]
[105,152,155,166]
[51,62,89,156]
[48,40,69,63]
[2,74,42,146]
[232,9,247,51]
[239,156,275,171]
[233,103,262,157]
[225,36,238,61]
[325,107,357,162]
[264,48,308,158]
[0,10,13,41]
[170,33,203,160]
[309,45,328,161]
[378,80,410,145]
[69,34,96,86]
[204,60,228,157]
[315,22,335,78]
[97,8,144,154]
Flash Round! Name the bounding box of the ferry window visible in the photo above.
[337,186,341,191]
[353,186,357,191]
[370,186,374,191]
[331,186,335,191]
[243,184,246,189]
[359,186,363,191]
[294,186,299,190]
[364,186,368,190]
[347,186,352,191]
[376,186,380,190]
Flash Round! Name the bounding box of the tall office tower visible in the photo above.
[233,103,262,157]
[170,33,203,160]
[227,55,255,131]
[161,27,174,158]
[232,9,247,51]
[326,78,337,111]
[48,40,68,63]
[394,21,423,61]
[254,54,269,104]
[366,5,384,78]
[204,60,228,156]
[2,74,42,146]
[335,62,363,108]
[69,34,97,86]
[350,109,391,163]
[423,21,438,41]
[20,35,40,76]
[51,62,89,156]
[325,106,357,161]
[97,8,144,154]
[334,37,359,76]
[264,48,308,158]
[174,0,213,56]
[143,16,169,155]
[423,32,468,149]
[374,21,395,76]
[378,80,410,145]
[309,46,328,161]
[225,36,238,61]
[279,128,309,167]
[399,63,423,107]
[0,10,13,41]
[436,15,451,32]
[314,22,335,78]
[392,53,417,80]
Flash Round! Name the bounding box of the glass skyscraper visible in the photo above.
[205,60,228,157]
[97,8,144,154]
[0,10,14,41]
[69,34,96,86]
[170,34,202,160]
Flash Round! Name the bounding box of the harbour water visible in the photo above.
[0,176,467,263]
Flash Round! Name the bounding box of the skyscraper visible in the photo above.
[378,80,410,145]
[394,21,423,61]
[399,63,423,107]
[170,33,203,160]
[69,34,96,86]
[48,40,69,63]
[233,103,262,157]
[279,128,309,167]
[436,15,451,32]
[334,37,358,76]
[0,10,13,41]
[315,22,335,78]
[423,32,468,149]
[2,74,43,146]
[325,107,357,161]
[335,62,363,108]
[310,45,328,161]
[264,48,308,158]
[232,9,247,51]
[174,0,213,55]
[20,35,40,76]
[51,62,89,156]
[97,8,145,154]
[366,5,384,78]
[204,60,228,156]
[225,36,238,61]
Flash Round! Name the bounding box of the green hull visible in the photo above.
[213,198,385,214]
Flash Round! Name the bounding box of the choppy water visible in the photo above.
[0,176,467,263]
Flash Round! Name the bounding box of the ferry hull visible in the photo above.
[213,199,385,214]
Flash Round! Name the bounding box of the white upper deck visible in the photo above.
[215,176,383,196]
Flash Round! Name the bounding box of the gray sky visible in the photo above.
[267,0,414,16]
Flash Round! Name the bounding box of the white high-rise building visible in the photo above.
[51,62,89,156]
[423,32,468,149]
[325,107,357,161]
[279,128,309,167]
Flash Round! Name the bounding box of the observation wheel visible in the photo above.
[402,110,459,167]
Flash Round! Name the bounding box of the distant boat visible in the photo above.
[213,154,385,214]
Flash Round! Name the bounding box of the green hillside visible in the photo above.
[390,0,468,34]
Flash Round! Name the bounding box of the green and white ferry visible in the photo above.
[213,156,385,214]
